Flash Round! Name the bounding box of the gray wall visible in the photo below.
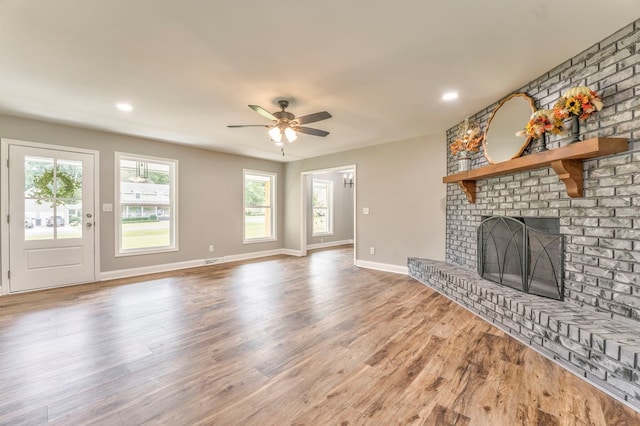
[285,134,447,267]
[0,114,284,273]
[445,20,640,322]
[305,171,354,245]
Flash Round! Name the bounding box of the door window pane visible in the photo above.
[24,156,83,241]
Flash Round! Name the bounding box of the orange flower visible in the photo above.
[519,110,565,138]
[449,121,483,156]
[552,86,603,121]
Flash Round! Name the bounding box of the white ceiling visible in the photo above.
[0,1,638,162]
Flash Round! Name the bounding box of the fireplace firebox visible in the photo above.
[477,216,563,300]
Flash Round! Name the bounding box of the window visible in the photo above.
[115,153,177,255]
[244,170,276,243]
[312,178,333,236]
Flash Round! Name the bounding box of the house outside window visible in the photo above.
[312,178,333,236]
[244,170,276,243]
[115,152,177,255]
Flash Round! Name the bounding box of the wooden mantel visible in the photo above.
[442,137,628,203]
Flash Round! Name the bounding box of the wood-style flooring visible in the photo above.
[0,246,638,425]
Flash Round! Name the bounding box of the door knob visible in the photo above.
[86,213,93,218]
[86,222,93,228]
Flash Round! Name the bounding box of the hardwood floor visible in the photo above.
[1,246,638,425]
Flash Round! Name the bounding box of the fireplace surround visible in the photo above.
[417,18,640,410]
[478,216,563,300]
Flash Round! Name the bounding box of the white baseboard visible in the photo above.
[223,249,286,263]
[99,259,207,281]
[100,249,294,281]
[306,239,354,250]
[355,260,408,275]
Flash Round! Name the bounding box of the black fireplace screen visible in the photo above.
[477,216,563,300]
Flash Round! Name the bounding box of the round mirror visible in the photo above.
[483,93,535,164]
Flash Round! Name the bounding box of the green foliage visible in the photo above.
[148,172,169,184]
[122,217,158,223]
[245,181,266,207]
[30,167,81,207]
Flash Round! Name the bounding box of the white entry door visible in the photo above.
[7,143,97,292]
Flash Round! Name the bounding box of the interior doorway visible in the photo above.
[300,164,356,264]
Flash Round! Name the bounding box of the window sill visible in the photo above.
[116,246,178,257]
[243,237,277,245]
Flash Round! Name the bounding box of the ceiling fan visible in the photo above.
[227,99,332,145]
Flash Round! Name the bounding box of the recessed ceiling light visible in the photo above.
[116,102,133,112]
[442,92,459,101]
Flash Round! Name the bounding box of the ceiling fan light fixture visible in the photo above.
[284,127,297,142]
[229,100,331,150]
[268,126,282,143]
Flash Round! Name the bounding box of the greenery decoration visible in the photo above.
[30,167,81,206]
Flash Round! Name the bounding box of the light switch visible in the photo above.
[103,203,113,212]
[363,207,369,215]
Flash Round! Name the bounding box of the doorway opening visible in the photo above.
[300,165,356,264]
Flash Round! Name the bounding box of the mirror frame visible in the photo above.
[482,93,536,164]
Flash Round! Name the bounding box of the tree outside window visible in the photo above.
[312,178,333,236]
[115,153,177,255]
[244,170,276,242]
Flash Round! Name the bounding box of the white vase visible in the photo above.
[458,153,471,172]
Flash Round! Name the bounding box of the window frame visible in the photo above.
[115,152,178,257]
[312,178,334,237]
[243,169,277,244]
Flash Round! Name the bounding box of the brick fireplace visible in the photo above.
[410,19,640,409]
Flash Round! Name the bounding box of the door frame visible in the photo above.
[0,138,101,295]
[300,164,356,264]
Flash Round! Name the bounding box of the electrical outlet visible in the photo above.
[208,245,214,252]
[320,238,324,243]
[369,247,375,255]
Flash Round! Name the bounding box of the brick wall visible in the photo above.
[445,19,640,322]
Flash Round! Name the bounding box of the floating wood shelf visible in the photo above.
[442,138,628,203]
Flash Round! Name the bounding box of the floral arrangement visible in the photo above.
[517,109,565,138]
[552,86,603,121]
[449,119,483,156]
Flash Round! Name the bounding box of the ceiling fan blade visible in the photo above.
[294,111,332,125]
[295,126,329,137]
[248,105,278,121]
[227,125,271,128]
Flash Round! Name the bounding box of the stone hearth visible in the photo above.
[408,258,640,409]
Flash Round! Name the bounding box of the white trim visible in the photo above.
[114,152,179,257]
[311,178,334,236]
[355,259,408,275]
[300,164,356,260]
[223,248,284,262]
[99,248,295,281]
[0,138,100,295]
[99,259,207,281]
[243,169,277,244]
[282,249,303,257]
[1,140,10,295]
[306,239,354,250]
